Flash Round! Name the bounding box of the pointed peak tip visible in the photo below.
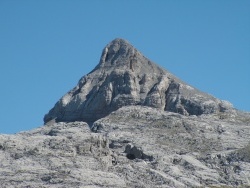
[100,38,136,58]
[96,38,139,69]
[110,38,130,44]
[107,38,133,48]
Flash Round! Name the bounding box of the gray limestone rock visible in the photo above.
[1,106,250,187]
[1,38,249,188]
[91,106,250,187]
[0,122,127,187]
[44,38,233,124]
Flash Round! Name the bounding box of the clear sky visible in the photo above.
[0,0,249,134]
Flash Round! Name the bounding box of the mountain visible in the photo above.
[44,38,233,124]
[0,39,250,188]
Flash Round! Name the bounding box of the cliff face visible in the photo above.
[1,39,249,188]
[44,38,232,124]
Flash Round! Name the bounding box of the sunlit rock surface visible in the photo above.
[44,38,233,124]
[1,39,249,188]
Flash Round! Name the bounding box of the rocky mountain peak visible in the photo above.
[44,38,233,124]
[95,38,159,74]
[2,39,250,188]
[99,38,135,67]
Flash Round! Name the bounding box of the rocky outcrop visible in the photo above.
[44,38,233,124]
[92,106,250,187]
[0,122,127,187]
[1,106,250,187]
[1,38,249,188]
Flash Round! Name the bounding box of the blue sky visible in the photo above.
[0,0,249,134]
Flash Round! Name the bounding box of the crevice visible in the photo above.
[164,81,180,112]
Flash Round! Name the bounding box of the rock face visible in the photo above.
[1,107,250,187]
[44,38,232,124]
[1,38,250,188]
[0,122,127,188]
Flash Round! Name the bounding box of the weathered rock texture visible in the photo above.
[44,38,233,124]
[1,39,249,188]
[1,107,250,187]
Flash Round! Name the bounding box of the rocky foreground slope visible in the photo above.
[0,39,250,187]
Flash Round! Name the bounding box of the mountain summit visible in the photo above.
[1,39,250,188]
[44,38,232,124]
